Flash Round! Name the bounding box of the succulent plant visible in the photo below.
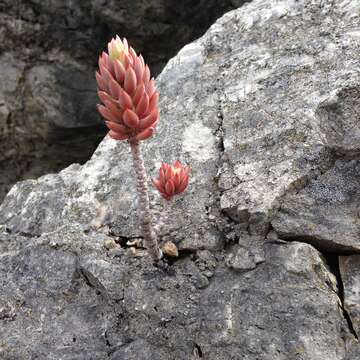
[96,36,159,142]
[96,36,162,261]
[152,161,190,201]
[96,36,190,261]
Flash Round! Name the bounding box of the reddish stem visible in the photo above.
[129,140,162,260]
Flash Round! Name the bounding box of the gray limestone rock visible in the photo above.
[0,228,351,359]
[345,343,360,360]
[1,0,360,358]
[216,1,360,236]
[272,160,360,252]
[225,244,262,271]
[339,255,360,336]
[0,0,246,202]
[317,87,360,157]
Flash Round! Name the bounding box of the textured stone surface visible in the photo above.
[0,0,245,202]
[1,0,360,358]
[216,1,360,236]
[273,160,360,252]
[2,0,360,248]
[345,343,360,360]
[0,29,226,251]
[340,255,360,335]
[0,229,350,359]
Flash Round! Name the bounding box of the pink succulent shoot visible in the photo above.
[152,161,191,201]
[96,36,159,142]
[96,36,162,261]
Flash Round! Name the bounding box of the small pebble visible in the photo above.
[104,238,117,250]
[162,241,179,257]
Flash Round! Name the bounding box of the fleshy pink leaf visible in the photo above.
[133,84,145,107]
[124,53,132,68]
[143,65,150,84]
[139,54,145,66]
[177,176,189,193]
[123,109,139,128]
[138,108,159,129]
[165,180,175,196]
[122,37,129,52]
[173,173,181,188]
[149,92,159,112]
[104,100,123,122]
[134,127,154,141]
[96,72,108,92]
[146,79,156,98]
[135,92,149,117]
[98,91,115,105]
[134,57,144,83]
[109,79,122,98]
[118,88,133,109]
[129,47,137,61]
[152,178,165,193]
[114,59,125,83]
[105,121,130,134]
[108,130,129,140]
[97,104,118,123]
[124,67,137,94]
[100,65,115,84]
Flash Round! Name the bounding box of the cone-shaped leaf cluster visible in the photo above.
[152,161,190,201]
[96,36,159,141]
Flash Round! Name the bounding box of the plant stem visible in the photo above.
[154,198,172,235]
[129,140,162,261]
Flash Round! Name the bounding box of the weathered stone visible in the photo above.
[273,160,360,252]
[24,64,99,129]
[339,255,360,336]
[2,0,359,239]
[0,227,351,359]
[0,0,246,202]
[216,0,360,236]
[1,0,360,358]
[317,87,360,157]
[345,343,360,360]
[225,244,257,271]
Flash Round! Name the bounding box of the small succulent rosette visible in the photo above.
[152,161,190,201]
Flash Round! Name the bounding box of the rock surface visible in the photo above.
[345,343,360,360]
[1,0,360,358]
[273,160,360,252]
[0,0,245,202]
[340,256,360,335]
[0,228,350,359]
